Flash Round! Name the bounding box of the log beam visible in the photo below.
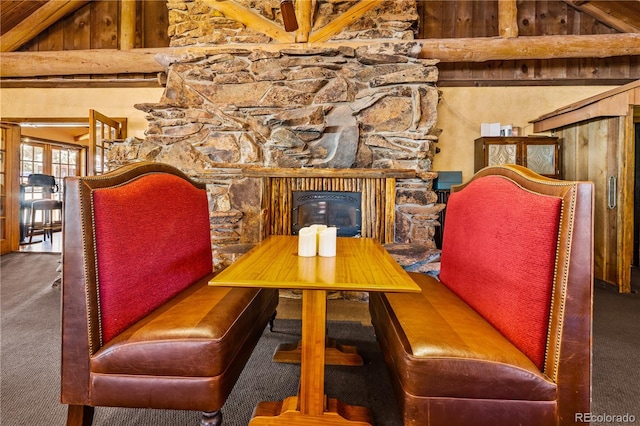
[295,0,314,43]
[120,0,137,50]
[419,33,640,62]
[1,33,639,78]
[0,0,90,52]
[498,0,519,38]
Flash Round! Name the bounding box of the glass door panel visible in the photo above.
[487,143,517,166]
[525,144,557,176]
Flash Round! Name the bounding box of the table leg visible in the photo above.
[273,338,364,366]
[249,289,373,426]
[299,289,327,415]
[272,291,363,366]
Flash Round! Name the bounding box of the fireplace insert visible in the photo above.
[291,191,361,237]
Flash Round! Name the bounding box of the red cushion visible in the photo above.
[439,175,561,370]
[92,173,212,344]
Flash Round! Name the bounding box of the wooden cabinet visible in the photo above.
[474,136,561,179]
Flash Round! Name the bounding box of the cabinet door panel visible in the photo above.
[487,144,517,166]
[525,144,556,175]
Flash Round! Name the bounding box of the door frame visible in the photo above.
[1,122,21,254]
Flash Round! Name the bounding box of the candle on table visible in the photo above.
[318,226,337,257]
[309,224,327,252]
[298,227,317,257]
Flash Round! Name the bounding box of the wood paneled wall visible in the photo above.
[558,116,633,291]
[19,1,169,52]
[418,1,640,85]
[13,0,640,85]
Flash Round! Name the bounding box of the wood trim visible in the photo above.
[533,93,634,132]
[618,110,635,293]
[384,178,396,244]
[0,122,22,254]
[533,80,640,123]
[242,167,417,179]
[532,82,640,132]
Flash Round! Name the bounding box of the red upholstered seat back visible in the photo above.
[439,175,561,370]
[91,173,212,344]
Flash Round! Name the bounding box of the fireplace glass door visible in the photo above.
[292,191,361,237]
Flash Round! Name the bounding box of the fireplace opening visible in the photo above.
[292,191,362,237]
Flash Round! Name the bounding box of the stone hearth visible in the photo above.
[107,0,444,295]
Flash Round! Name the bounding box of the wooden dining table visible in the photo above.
[209,235,421,425]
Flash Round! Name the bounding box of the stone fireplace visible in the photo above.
[108,0,444,285]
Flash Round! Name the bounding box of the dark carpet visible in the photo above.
[1,252,639,425]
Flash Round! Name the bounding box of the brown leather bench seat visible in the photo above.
[369,165,594,426]
[61,162,279,426]
[370,273,557,401]
[87,276,278,409]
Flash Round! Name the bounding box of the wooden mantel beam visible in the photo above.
[1,33,639,78]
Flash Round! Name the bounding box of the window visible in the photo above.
[20,139,84,202]
[20,143,46,201]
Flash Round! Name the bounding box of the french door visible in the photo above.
[1,123,20,254]
[20,140,84,201]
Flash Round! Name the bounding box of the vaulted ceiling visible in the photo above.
[3,0,640,40]
[1,0,639,87]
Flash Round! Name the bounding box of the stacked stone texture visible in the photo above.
[108,0,444,272]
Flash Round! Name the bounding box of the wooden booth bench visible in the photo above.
[61,162,279,426]
[370,165,593,426]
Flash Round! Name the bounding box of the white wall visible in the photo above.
[1,85,615,181]
[435,86,613,181]
[0,87,164,139]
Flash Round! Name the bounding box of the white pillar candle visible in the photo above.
[298,227,317,257]
[318,226,337,257]
[309,224,327,233]
[309,224,327,252]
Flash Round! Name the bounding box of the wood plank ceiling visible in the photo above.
[0,0,639,87]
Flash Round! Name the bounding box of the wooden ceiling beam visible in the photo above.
[420,33,640,62]
[0,0,89,52]
[1,33,639,78]
[563,0,640,33]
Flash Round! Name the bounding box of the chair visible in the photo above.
[61,162,279,425]
[21,173,61,243]
[27,198,62,243]
[369,165,593,425]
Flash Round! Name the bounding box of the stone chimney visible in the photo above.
[108,0,443,277]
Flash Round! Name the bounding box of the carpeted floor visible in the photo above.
[1,252,639,425]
